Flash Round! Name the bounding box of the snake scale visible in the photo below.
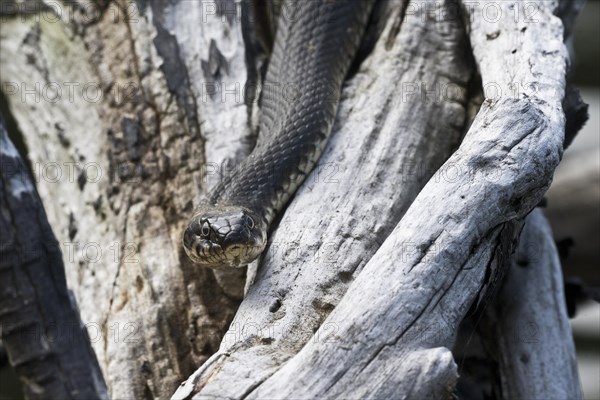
[183,0,375,268]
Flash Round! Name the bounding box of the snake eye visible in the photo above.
[245,216,254,229]
[201,222,210,237]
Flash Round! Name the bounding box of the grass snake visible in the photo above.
[183,0,375,268]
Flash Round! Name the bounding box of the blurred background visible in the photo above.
[1,1,599,399]
[547,0,600,398]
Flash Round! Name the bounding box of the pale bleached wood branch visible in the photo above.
[175,0,577,398]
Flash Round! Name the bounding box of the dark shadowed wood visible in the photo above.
[0,117,108,399]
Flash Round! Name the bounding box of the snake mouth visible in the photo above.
[182,206,267,268]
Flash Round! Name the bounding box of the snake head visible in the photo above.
[183,205,267,268]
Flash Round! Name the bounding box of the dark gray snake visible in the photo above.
[183,0,375,268]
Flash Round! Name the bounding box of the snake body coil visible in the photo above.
[184,0,375,268]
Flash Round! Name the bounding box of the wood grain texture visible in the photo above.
[0,0,252,397]
[481,209,582,399]
[178,0,580,398]
[0,0,582,398]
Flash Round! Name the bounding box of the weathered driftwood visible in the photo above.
[0,0,583,398]
[175,0,581,398]
[481,209,582,399]
[0,117,108,399]
[174,0,474,397]
[452,208,582,399]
